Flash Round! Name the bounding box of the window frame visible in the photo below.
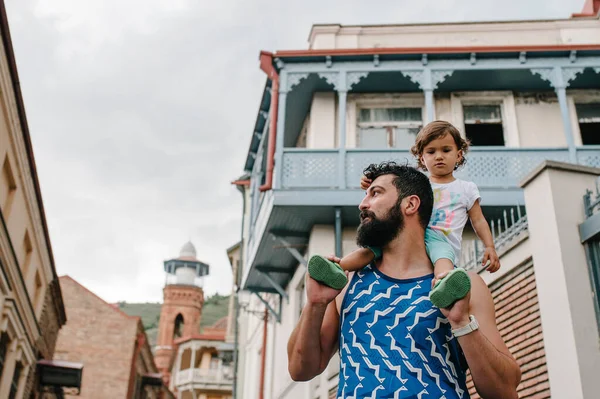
[356,106,423,149]
[347,93,425,148]
[571,91,600,146]
[450,91,518,147]
[0,332,9,381]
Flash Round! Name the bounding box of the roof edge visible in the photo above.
[273,43,600,58]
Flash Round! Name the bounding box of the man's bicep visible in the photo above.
[469,273,513,357]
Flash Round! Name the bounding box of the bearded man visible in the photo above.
[287,162,521,399]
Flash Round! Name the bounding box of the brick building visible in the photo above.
[54,276,173,399]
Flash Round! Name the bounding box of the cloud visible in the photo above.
[4,0,584,302]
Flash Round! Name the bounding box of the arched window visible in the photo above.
[173,314,184,339]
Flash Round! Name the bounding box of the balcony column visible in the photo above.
[423,68,435,123]
[191,344,198,371]
[553,67,578,163]
[403,68,453,125]
[531,66,584,164]
[337,71,348,189]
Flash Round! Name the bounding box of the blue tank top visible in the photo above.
[337,263,470,399]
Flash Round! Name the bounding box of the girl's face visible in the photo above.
[420,134,463,177]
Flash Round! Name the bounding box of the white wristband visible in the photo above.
[451,315,479,337]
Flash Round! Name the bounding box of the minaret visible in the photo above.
[154,241,209,384]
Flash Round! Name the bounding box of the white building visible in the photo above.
[233,1,600,398]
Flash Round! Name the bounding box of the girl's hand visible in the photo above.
[360,176,372,190]
[482,247,500,272]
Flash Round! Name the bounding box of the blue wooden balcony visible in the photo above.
[280,146,600,195]
[241,146,600,294]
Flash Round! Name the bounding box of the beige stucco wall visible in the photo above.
[309,19,600,50]
[515,99,567,147]
[522,163,600,399]
[298,89,600,152]
[307,93,336,149]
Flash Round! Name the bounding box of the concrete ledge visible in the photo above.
[520,160,600,188]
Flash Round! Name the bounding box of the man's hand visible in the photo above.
[360,176,371,190]
[434,271,472,328]
[482,247,500,273]
[305,255,346,306]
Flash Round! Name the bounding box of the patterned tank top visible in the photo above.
[337,263,470,399]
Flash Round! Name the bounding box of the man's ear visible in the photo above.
[403,195,421,216]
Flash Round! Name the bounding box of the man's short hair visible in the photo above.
[363,161,434,230]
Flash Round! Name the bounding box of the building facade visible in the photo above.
[0,1,71,397]
[53,276,171,399]
[234,1,600,398]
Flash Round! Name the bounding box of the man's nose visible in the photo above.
[359,195,369,211]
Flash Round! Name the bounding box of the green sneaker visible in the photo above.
[429,268,471,308]
[307,255,348,290]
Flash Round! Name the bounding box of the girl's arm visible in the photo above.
[468,201,500,272]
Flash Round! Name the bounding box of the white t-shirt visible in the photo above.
[429,179,481,261]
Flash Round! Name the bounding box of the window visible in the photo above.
[577,103,600,145]
[463,105,505,146]
[173,314,184,339]
[357,107,422,149]
[1,155,16,217]
[8,361,22,399]
[0,332,9,381]
[34,270,43,312]
[22,231,32,278]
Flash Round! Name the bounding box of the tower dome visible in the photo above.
[163,241,209,287]
[179,241,197,259]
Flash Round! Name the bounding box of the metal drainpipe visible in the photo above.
[259,54,279,192]
[335,208,343,257]
[259,307,269,399]
[232,184,246,399]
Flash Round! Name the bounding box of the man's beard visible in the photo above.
[356,202,404,248]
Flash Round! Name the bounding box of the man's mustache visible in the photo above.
[360,210,376,222]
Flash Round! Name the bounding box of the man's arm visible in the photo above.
[287,274,343,381]
[442,272,521,399]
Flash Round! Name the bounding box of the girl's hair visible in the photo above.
[410,120,470,171]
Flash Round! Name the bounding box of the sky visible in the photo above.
[4,0,586,303]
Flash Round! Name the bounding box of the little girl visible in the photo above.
[308,120,500,308]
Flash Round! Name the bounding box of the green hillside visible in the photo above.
[118,294,230,348]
